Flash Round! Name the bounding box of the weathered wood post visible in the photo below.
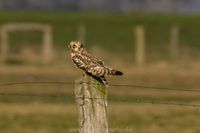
[75,74,108,133]
[42,25,53,64]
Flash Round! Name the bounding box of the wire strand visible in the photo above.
[110,84,200,92]
[0,81,199,93]
[0,92,67,97]
[0,81,74,86]
[0,92,199,108]
[0,81,200,108]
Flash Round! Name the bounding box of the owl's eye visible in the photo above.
[80,44,83,48]
[73,45,77,48]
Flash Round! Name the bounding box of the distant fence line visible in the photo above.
[0,23,53,64]
[0,23,181,65]
[76,24,180,65]
[0,22,85,64]
[134,25,180,65]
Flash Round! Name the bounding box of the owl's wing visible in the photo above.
[85,53,104,66]
[93,56,104,66]
[72,55,87,71]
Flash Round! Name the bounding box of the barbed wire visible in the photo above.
[0,92,67,98]
[110,84,200,92]
[75,96,200,108]
[0,81,200,108]
[0,81,200,92]
[0,81,74,86]
[0,91,199,108]
[128,99,200,108]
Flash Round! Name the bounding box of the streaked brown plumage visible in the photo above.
[68,41,123,86]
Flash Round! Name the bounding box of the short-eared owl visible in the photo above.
[68,41,123,86]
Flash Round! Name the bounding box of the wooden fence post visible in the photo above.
[135,25,146,65]
[0,23,53,64]
[170,26,179,59]
[42,25,53,64]
[75,74,108,133]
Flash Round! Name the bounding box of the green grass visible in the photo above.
[0,112,77,133]
[0,12,200,60]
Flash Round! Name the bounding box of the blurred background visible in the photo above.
[0,0,200,133]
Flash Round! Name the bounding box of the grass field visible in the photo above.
[0,63,200,133]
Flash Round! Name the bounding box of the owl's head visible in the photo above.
[68,41,84,52]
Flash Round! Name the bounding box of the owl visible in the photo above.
[68,41,123,87]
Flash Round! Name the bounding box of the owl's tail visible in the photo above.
[106,67,123,76]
